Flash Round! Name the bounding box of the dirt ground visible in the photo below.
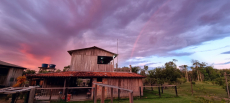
[0,99,24,103]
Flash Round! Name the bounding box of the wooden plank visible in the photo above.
[24,91,30,103]
[93,83,133,92]
[111,88,113,103]
[49,89,52,101]
[63,79,66,94]
[11,93,17,103]
[28,88,36,103]
[139,86,141,98]
[129,92,133,103]
[65,88,68,101]
[101,86,105,103]
[94,85,97,103]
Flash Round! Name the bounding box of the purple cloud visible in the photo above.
[0,0,230,70]
[222,51,230,54]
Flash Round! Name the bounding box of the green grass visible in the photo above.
[51,82,228,103]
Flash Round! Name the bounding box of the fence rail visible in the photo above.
[93,83,133,103]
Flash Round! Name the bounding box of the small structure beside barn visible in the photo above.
[0,60,26,87]
[27,46,145,100]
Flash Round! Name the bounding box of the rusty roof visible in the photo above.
[67,46,118,56]
[0,60,26,69]
[26,71,145,78]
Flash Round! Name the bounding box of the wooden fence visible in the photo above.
[35,87,95,101]
[140,85,178,98]
[93,83,134,103]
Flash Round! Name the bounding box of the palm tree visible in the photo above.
[192,60,200,81]
[183,65,189,82]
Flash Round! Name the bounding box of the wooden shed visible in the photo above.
[27,46,145,99]
[0,60,26,87]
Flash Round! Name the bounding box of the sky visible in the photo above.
[0,0,230,71]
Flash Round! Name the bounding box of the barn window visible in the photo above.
[97,56,113,64]
[97,78,102,82]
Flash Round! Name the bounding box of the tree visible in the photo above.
[180,65,189,82]
[55,69,62,72]
[131,66,140,73]
[23,69,36,75]
[13,76,27,87]
[63,65,70,72]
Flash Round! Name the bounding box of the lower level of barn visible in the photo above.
[27,71,145,100]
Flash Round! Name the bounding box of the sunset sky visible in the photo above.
[0,0,230,71]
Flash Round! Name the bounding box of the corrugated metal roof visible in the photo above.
[67,46,118,56]
[0,60,26,69]
[26,71,145,78]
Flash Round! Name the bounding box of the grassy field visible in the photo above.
[50,82,228,103]
[0,82,228,103]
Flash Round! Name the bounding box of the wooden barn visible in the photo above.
[27,46,145,99]
[0,60,26,87]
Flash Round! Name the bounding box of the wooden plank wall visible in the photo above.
[5,68,23,86]
[70,48,115,72]
[105,78,143,98]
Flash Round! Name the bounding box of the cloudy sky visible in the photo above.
[0,0,230,70]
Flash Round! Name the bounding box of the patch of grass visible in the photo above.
[50,82,228,103]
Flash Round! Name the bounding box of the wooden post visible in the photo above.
[94,85,97,103]
[49,89,52,101]
[225,72,230,98]
[175,86,178,96]
[111,88,113,103]
[129,92,133,103]
[65,88,68,101]
[158,87,161,97]
[118,89,120,100]
[190,75,193,96]
[161,84,163,94]
[101,86,105,103]
[11,93,17,103]
[29,87,36,103]
[63,78,66,95]
[139,86,141,98]
[25,91,30,103]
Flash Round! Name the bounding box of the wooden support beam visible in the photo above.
[101,86,105,103]
[49,89,52,101]
[158,87,161,97]
[129,92,133,103]
[11,93,16,103]
[28,87,36,103]
[94,85,97,103]
[65,88,68,101]
[111,88,113,103]
[139,87,141,98]
[25,91,30,103]
[175,86,178,97]
[118,89,120,100]
[63,78,66,94]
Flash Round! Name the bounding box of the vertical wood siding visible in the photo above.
[70,48,115,72]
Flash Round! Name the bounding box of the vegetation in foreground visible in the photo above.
[49,82,227,103]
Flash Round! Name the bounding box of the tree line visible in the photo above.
[127,59,230,88]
